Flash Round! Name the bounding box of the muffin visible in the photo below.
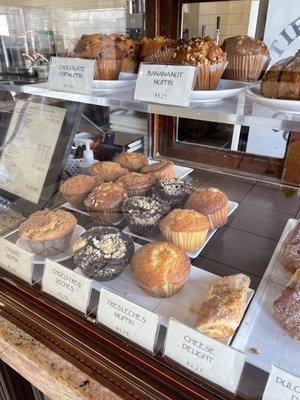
[84,182,126,225]
[140,160,175,181]
[73,33,122,80]
[114,152,149,172]
[59,175,102,210]
[152,178,194,208]
[185,187,228,229]
[221,35,269,81]
[73,226,134,281]
[18,209,77,257]
[115,172,155,197]
[279,220,300,274]
[140,36,177,63]
[122,196,171,234]
[110,33,140,73]
[130,241,191,297]
[159,209,210,251]
[89,161,128,182]
[174,36,227,90]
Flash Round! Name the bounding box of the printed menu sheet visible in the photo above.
[0,100,66,203]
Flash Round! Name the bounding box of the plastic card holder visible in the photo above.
[262,365,300,400]
[163,318,245,394]
[42,259,92,316]
[0,237,34,284]
[97,287,160,354]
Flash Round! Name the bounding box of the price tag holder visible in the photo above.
[164,318,245,394]
[134,63,196,106]
[42,260,92,315]
[0,238,34,284]
[97,288,160,353]
[262,365,300,400]
[48,57,95,95]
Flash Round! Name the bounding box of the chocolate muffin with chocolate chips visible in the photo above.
[72,226,134,281]
[152,178,194,208]
[122,196,171,235]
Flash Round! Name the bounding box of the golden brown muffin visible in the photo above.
[59,175,102,210]
[279,220,300,273]
[140,36,177,63]
[114,152,149,172]
[140,160,175,181]
[130,241,191,297]
[89,161,128,182]
[185,187,228,229]
[261,51,300,100]
[115,172,155,197]
[84,182,126,225]
[19,209,77,257]
[221,35,269,81]
[159,208,210,251]
[174,36,227,90]
[109,33,140,72]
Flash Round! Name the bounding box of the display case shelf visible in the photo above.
[20,82,300,131]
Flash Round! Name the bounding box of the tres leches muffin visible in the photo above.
[122,196,170,235]
[73,226,134,281]
[221,35,269,81]
[140,36,177,63]
[84,182,126,225]
[159,209,210,251]
[174,36,227,90]
[185,187,228,229]
[152,178,194,208]
[59,175,101,210]
[140,160,175,181]
[18,209,77,257]
[89,161,128,182]
[130,241,191,297]
[114,152,149,172]
[115,172,155,197]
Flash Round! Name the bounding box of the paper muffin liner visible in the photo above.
[25,230,75,257]
[194,61,228,90]
[144,48,176,64]
[223,54,269,81]
[95,58,122,80]
[207,205,228,230]
[160,227,209,251]
[62,193,88,210]
[121,57,137,73]
[88,207,121,225]
[138,279,187,298]
[126,186,151,197]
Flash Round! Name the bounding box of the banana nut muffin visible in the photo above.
[19,209,77,257]
[140,36,177,63]
[114,152,149,172]
[89,161,128,182]
[140,160,175,181]
[73,226,134,281]
[115,172,156,197]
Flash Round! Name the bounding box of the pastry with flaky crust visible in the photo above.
[185,187,228,229]
[159,208,210,251]
[114,152,149,172]
[89,161,128,182]
[195,274,250,338]
[140,160,175,181]
[130,241,191,297]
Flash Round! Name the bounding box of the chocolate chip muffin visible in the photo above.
[122,196,171,234]
[115,172,156,197]
[109,33,140,73]
[114,152,149,172]
[152,178,194,208]
[89,161,128,182]
[73,226,134,281]
[140,160,175,181]
[140,36,177,63]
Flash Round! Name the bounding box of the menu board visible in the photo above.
[0,100,66,203]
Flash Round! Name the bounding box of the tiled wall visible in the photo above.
[183,0,252,43]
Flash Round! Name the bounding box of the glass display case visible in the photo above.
[0,1,299,400]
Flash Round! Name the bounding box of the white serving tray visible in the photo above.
[232,219,300,376]
[122,200,238,258]
[191,79,247,103]
[75,243,253,345]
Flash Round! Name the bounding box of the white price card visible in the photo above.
[164,319,245,394]
[48,57,95,95]
[97,288,160,352]
[42,260,92,314]
[0,238,34,284]
[134,63,196,106]
[262,366,300,400]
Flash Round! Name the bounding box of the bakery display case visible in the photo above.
[0,1,300,400]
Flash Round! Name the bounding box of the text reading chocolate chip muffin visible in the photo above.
[19,209,77,257]
[73,226,134,281]
[89,161,128,182]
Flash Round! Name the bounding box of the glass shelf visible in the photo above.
[12,82,300,131]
